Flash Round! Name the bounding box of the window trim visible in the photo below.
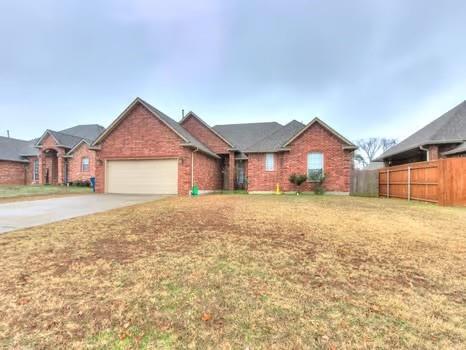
[81,157,90,172]
[265,153,275,171]
[307,152,324,182]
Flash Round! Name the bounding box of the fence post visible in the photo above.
[407,166,411,201]
[437,159,445,206]
[386,169,389,198]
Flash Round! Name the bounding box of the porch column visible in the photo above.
[228,151,235,190]
[38,152,45,185]
[57,153,64,185]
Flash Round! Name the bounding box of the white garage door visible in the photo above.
[106,159,178,194]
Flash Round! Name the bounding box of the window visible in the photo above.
[33,159,39,181]
[265,153,275,171]
[307,152,323,180]
[81,157,90,172]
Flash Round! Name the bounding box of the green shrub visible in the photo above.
[308,172,326,195]
[288,173,307,194]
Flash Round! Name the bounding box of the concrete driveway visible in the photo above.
[0,194,165,234]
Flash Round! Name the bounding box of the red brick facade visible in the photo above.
[66,143,96,183]
[94,103,223,195]
[38,134,65,185]
[193,151,222,191]
[25,156,39,184]
[0,161,27,185]
[180,114,230,154]
[247,123,353,193]
[2,101,353,195]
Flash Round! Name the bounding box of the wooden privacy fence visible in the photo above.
[379,158,466,206]
[351,169,379,197]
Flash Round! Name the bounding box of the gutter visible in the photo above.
[419,145,429,161]
[191,147,199,195]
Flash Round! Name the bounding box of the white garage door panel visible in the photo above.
[107,159,178,194]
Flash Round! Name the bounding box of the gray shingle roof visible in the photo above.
[1,124,103,162]
[35,125,105,150]
[212,122,282,151]
[443,141,466,156]
[59,124,105,142]
[0,136,37,162]
[244,120,305,152]
[377,100,466,160]
[53,130,84,148]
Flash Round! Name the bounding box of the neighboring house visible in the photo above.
[0,136,38,185]
[377,101,466,165]
[0,125,104,185]
[364,162,385,170]
[92,98,356,195]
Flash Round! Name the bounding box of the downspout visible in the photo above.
[419,145,429,161]
[191,147,199,195]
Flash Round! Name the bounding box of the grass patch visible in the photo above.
[0,195,464,349]
[220,189,248,195]
[0,185,91,201]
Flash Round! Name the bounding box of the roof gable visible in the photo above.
[93,98,219,159]
[180,111,233,148]
[35,130,84,149]
[283,118,356,149]
[65,139,90,156]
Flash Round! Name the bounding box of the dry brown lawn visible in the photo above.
[0,195,465,349]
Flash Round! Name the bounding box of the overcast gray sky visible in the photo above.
[1,0,466,141]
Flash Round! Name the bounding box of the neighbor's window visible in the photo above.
[33,159,39,181]
[265,153,275,171]
[307,152,323,180]
[81,157,90,172]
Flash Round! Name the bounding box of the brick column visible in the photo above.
[38,152,45,184]
[57,153,64,185]
[229,151,235,190]
[428,145,439,161]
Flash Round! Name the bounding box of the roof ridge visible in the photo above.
[244,120,306,152]
[61,123,104,128]
[0,135,29,142]
[51,129,86,140]
[213,121,282,127]
[245,123,292,151]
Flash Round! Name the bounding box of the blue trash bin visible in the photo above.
[90,177,96,192]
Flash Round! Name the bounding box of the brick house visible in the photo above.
[91,98,356,195]
[0,125,104,185]
[377,100,466,165]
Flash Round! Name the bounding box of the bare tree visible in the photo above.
[355,138,397,167]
